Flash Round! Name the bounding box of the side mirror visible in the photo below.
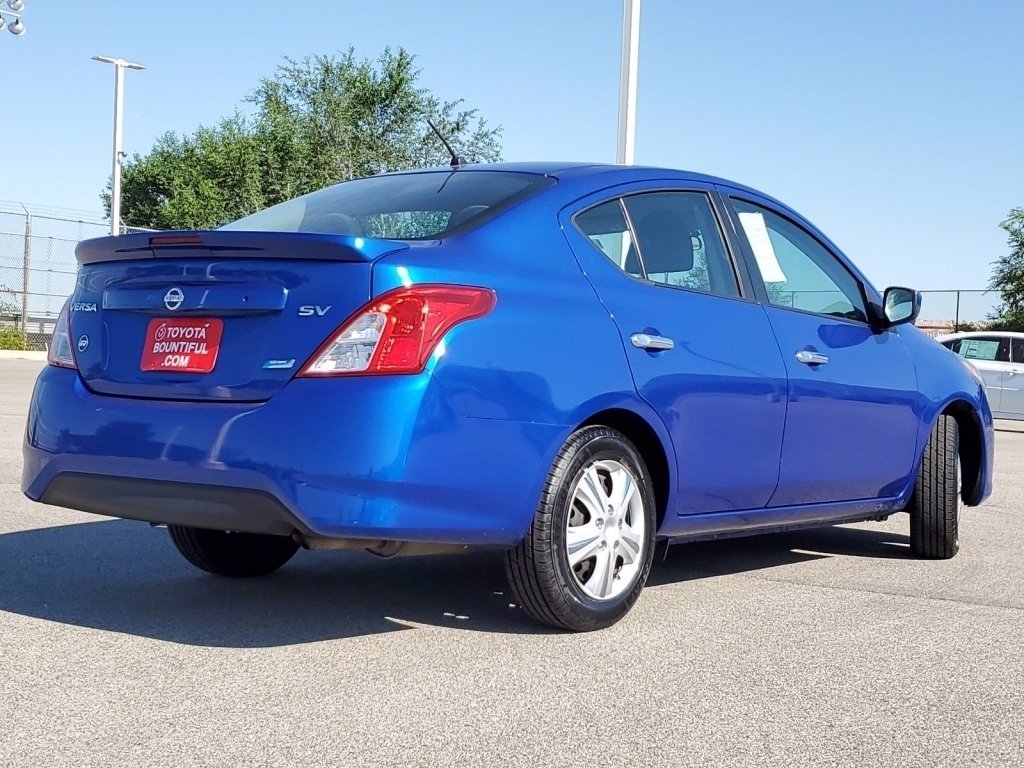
[882,286,921,327]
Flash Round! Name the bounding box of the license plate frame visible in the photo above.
[140,317,224,373]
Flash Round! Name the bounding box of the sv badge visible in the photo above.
[297,305,331,317]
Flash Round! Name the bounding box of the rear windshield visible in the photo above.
[221,170,554,239]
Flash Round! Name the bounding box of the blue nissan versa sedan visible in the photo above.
[22,163,994,631]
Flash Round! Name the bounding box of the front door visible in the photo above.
[724,195,920,506]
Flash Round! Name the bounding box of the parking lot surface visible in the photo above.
[2,359,1022,767]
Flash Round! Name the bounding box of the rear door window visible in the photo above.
[574,200,643,279]
[573,191,741,299]
[623,192,740,298]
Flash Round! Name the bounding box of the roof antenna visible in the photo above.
[427,118,468,168]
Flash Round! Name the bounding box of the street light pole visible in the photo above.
[92,55,145,236]
[616,0,641,165]
[0,0,27,37]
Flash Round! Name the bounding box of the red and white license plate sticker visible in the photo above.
[141,318,224,373]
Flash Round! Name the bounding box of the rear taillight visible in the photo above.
[299,285,496,376]
[48,300,77,369]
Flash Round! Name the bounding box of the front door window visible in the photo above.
[731,199,867,323]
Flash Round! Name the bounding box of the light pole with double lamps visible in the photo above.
[0,0,26,37]
[92,55,146,236]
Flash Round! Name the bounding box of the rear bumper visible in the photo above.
[39,474,313,536]
[23,366,564,545]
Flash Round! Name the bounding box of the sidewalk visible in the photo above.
[0,350,47,361]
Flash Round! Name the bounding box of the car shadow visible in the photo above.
[648,524,912,586]
[0,519,910,647]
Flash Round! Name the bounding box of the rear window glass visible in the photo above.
[221,171,554,239]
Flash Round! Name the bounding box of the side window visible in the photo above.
[574,192,741,299]
[943,340,962,354]
[957,337,1009,362]
[1012,339,1024,363]
[730,199,867,323]
[573,200,642,278]
[622,192,740,298]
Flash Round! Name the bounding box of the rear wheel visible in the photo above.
[504,426,656,631]
[908,414,961,559]
[168,525,299,577]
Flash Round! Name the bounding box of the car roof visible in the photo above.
[935,331,1024,341]
[383,161,877,297]
[378,162,771,198]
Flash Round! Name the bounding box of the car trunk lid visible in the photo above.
[70,231,408,401]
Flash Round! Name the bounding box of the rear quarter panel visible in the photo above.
[370,194,674,538]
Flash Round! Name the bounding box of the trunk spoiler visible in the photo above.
[75,230,410,266]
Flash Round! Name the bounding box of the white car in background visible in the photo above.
[937,331,1024,420]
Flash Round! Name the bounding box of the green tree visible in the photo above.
[987,207,1024,331]
[108,48,502,230]
[0,284,17,317]
[0,286,27,350]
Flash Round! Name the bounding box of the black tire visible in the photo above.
[504,426,657,631]
[168,525,299,577]
[908,414,961,559]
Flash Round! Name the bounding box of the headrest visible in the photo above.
[317,212,365,236]
[448,205,489,230]
[635,210,694,274]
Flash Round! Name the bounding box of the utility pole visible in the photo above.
[616,0,641,164]
[92,55,146,236]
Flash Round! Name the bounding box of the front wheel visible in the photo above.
[908,414,961,559]
[504,426,656,631]
[168,525,299,577]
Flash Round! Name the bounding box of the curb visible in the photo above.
[0,350,48,361]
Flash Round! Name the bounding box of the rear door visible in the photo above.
[562,184,788,517]
[722,193,920,506]
[1003,337,1024,418]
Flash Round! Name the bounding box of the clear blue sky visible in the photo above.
[2,0,1021,297]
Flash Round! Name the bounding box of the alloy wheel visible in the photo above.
[565,459,647,601]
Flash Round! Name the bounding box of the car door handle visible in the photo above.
[1010,369,1024,376]
[631,333,674,351]
[795,350,829,366]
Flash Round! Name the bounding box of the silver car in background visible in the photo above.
[937,331,1024,420]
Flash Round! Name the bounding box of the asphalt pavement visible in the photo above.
[1,359,1022,767]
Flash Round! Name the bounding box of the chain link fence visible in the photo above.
[916,290,1001,337]
[749,288,998,337]
[0,202,152,349]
